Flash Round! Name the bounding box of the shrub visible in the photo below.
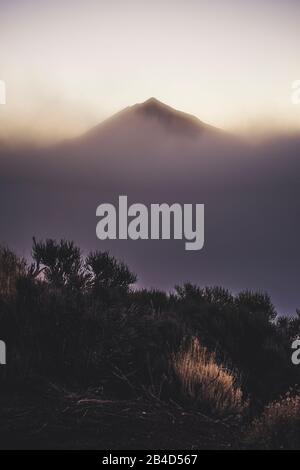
[172,337,246,417]
[0,246,26,296]
[0,238,299,415]
[246,390,300,449]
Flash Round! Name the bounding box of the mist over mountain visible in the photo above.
[0,99,299,314]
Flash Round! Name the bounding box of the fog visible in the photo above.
[0,101,299,314]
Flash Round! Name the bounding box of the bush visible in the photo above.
[171,338,247,417]
[0,238,300,418]
[0,246,26,296]
[246,390,300,449]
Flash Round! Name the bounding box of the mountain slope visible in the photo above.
[82,97,217,140]
[52,97,233,184]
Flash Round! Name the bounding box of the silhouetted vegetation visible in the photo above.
[0,239,299,448]
[246,389,300,449]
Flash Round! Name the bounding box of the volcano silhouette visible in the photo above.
[74,98,220,151]
[82,97,216,140]
[53,97,229,182]
[1,99,300,314]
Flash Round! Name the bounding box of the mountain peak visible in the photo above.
[136,97,176,109]
[143,97,162,105]
[129,98,208,135]
[81,98,216,142]
[133,97,174,115]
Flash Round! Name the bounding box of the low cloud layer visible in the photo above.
[0,105,299,314]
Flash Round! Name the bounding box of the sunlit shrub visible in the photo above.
[172,337,246,417]
[246,390,300,449]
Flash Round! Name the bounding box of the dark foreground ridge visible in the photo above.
[0,239,300,450]
[0,385,238,450]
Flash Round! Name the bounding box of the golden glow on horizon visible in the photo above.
[0,0,299,143]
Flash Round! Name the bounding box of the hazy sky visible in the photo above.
[1,0,300,142]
